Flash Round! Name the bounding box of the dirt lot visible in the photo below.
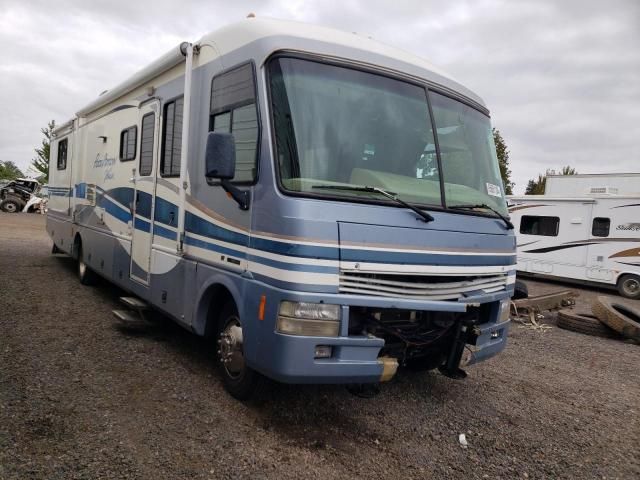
[1,213,639,479]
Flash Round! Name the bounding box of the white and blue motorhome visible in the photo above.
[47,18,516,399]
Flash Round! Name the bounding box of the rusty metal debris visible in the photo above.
[511,290,579,331]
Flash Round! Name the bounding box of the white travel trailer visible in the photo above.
[508,193,640,299]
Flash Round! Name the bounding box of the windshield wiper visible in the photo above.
[312,185,434,223]
[449,203,514,229]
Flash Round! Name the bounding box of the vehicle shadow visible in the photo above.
[53,254,465,451]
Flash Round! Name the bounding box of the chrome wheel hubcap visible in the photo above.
[5,203,16,212]
[217,316,244,379]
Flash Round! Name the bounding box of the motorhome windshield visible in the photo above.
[268,57,507,216]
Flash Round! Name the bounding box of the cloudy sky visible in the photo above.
[1,0,638,192]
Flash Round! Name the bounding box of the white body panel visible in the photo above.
[508,195,640,288]
[545,173,640,196]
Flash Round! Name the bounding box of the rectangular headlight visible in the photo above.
[279,301,340,320]
[277,301,340,337]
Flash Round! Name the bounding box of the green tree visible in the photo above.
[31,120,55,182]
[525,174,546,194]
[492,128,514,195]
[525,166,577,195]
[0,160,24,180]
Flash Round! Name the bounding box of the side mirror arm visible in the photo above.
[221,179,250,210]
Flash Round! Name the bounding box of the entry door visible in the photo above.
[130,101,160,285]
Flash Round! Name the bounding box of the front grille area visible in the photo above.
[339,271,508,300]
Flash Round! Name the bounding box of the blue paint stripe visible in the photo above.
[250,236,340,260]
[341,248,516,266]
[184,235,247,259]
[185,211,249,246]
[98,186,515,269]
[252,272,338,293]
[184,235,338,274]
[134,217,151,233]
[247,254,338,274]
[153,223,177,241]
[103,198,132,223]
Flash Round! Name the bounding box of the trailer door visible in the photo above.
[130,101,160,285]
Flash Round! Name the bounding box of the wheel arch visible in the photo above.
[615,270,640,282]
[193,274,244,338]
[72,231,83,259]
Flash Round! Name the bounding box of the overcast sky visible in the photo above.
[1,0,638,192]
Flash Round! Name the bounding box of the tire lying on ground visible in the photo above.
[592,296,640,341]
[557,310,621,339]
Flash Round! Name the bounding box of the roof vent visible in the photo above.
[589,186,619,195]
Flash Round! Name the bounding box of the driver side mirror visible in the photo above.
[204,131,250,210]
[205,131,236,179]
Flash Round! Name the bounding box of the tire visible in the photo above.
[52,243,61,254]
[557,310,620,338]
[513,279,529,300]
[592,296,640,341]
[77,243,98,286]
[0,197,25,213]
[617,274,640,300]
[216,302,266,400]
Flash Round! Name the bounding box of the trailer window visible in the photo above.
[520,215,559,236]
[139,113,155,176]
[161,97,184,177]
[119,126,137,161]
[210,63,259,183]
[592,217,610,237]
[57,138,68,170]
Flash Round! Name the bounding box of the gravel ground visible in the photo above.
[1,213,639,479]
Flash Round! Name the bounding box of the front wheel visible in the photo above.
[0,197,25,213]
[216,302,265,400]
[77,243,98,286]
[617,274,640,300]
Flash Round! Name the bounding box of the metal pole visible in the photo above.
[176,43,193,253]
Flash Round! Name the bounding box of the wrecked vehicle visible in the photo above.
[47,18,516,400]
[0,178,45,213]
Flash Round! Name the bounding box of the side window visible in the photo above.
[119,126,137,161]
[57,138,68,170]
[210,63,259,183]
[161,97,184,177]
[520,215,560,236]
[139,113,155,176]
[592,217,610,237]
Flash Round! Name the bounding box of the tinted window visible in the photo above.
[592,217,610,237]
[210,63,258,182]
[161,97,184,176]
[139,113,155,176]
[57,138,68,170]
[119,126,137,161]
[520,215,559,236]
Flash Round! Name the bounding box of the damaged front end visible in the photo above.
[349,301,509,382]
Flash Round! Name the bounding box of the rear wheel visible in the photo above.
[77,243,98,286]
[0,196,25,213]
[216,302,265,400]
[617,274,640,300]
